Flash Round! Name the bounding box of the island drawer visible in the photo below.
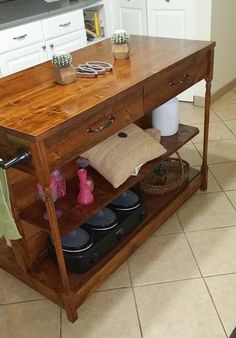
[144,49,209,113]
[44,86,144,169]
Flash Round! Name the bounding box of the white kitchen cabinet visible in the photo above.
[0,8,87,77]
[113,0,197,39]
[0,21,44,55]
[116,0,147,35]
[42,9,85,40]
[147,0,197,39]
[45,30,87,59]
[0,42,47,77]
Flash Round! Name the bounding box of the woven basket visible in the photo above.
[140,152,190,195]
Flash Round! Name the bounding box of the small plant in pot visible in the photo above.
[111,29,130,60]
[52,51,76,85]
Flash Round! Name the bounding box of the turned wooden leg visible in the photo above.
[200,48,214,191]
[200,78,211,191]
[63,292,78,323]
[32,141,78,322]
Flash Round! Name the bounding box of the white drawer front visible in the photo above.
[0,21,44,54]
[42,9,85,40]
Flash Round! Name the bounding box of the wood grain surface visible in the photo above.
[0,36,214,139]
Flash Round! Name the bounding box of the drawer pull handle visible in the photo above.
[59,22,71,27]
[169,73,191,86]
[0,148,31,169]
[13,34,27,40]
[86,116,115,133]
[179,73,191,84]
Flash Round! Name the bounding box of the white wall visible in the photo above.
[210,0,236,93]
[193,0,212,97]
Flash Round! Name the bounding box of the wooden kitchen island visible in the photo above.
[0,36,215,322]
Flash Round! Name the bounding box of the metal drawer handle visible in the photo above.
[13,34,27,40]
[169,73,191,86]
[86,116,115,133]
[59,22,71,27]
[0,148,31,169]
[179,73,191,83]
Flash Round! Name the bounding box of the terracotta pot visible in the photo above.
[112,43,130,60]
[53,64,76,85]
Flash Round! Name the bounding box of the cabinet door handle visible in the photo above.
[86,116,115,133]
[13,34,27,40]
[59,22,71,27]
[42,45,46,50]
[169,73,191,86]
[49,43,54,49]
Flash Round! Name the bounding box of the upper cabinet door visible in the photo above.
[116,0,147,35]
[147,0,197,39]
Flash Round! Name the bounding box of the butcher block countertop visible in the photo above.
[0,36,215,141]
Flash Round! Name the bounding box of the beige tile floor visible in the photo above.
[1,89,236,338]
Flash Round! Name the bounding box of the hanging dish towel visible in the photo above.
[0,166,21,240]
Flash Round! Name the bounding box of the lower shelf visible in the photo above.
[20,124,199,235]
[0,167,202,309]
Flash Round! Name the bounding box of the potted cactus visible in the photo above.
[111,29,130,60]
[52,51,76,85]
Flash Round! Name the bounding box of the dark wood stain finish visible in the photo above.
[0,36,215,322]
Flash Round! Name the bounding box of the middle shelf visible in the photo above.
[20,124,199,235]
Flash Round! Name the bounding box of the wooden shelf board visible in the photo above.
[20,124,199,235]
[11,168,201,307]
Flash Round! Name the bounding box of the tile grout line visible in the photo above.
[184,104,236,167]
[203,271,236,279]
[205,105,236,195]
[207,162,236,197]
[205,160,236,213]
[202,280,229,338]
[0,297,46,307]
[95,285,134,293]
[203,165,224,191]
[127,260,144,338]
[154,224,236,236]
[176,213,229,337]
[211,103,236,123]
[189,119,236,144]
[131,276,203,289]
[209,103,236,139]
[208,160,236,166]
[223,190,236,214]
[96,276,210,292]
[193,136,236,145]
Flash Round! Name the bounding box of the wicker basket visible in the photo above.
[140,152,190,195]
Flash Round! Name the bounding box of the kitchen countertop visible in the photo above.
[0,0,99,30]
